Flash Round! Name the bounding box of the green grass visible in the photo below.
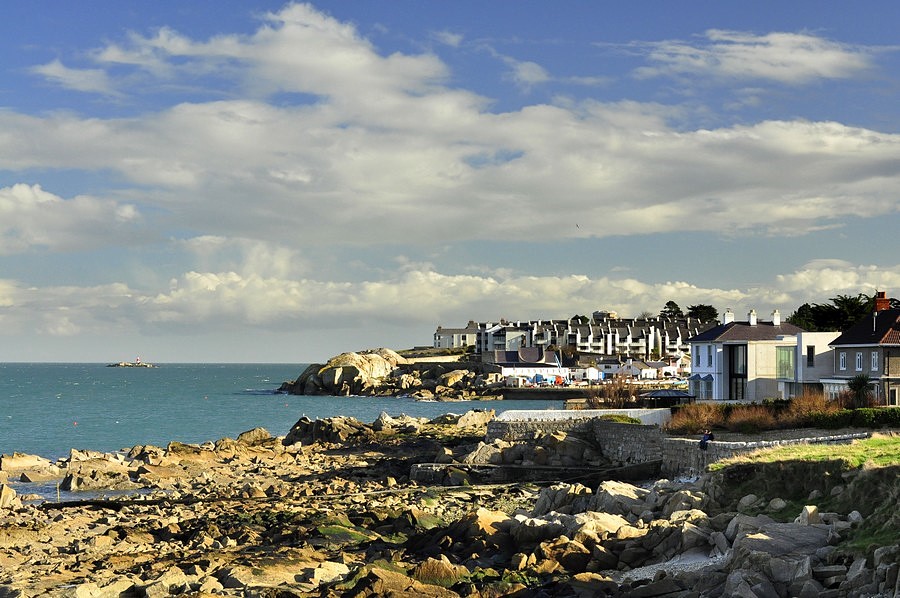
[709,433,900,471]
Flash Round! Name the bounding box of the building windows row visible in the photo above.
[838,350,880,373]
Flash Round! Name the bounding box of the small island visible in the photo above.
[106,358,156,368]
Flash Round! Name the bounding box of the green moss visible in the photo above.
[597,414,642,424]
[316,524,380,545]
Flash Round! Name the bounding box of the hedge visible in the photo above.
[810,408,900,430]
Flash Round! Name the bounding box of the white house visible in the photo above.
[688,309,808,401]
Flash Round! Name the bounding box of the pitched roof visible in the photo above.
[689,320,804,343]
[831,309,900,346]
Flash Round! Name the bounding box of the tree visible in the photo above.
[637,310,654,320]
[786,303,818,330]
[687,304,718,322]
[659,301,684,319]
[787,292,879,331]
[570,314,589,325]
[847,374,873,409]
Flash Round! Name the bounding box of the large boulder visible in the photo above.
[0,484,21,509]
[286,349,408,396]
[283,416,373,445]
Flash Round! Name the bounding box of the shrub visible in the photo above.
[666,403,726,434]
[809,408,900,429]
[725,405,778,434]
[783,391,840,427]
[585,378,634,409]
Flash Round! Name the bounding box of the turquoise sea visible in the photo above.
[0,363,563,460]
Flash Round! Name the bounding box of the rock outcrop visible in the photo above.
[280,348,504,399]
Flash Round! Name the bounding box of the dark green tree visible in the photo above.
[660,301,684,319]
[570,314,589,325]
[787,292,881,331]
[687,304,719,322]
[787,303,818,330]
[847,374,873,409]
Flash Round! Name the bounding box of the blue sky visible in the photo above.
[1,2,899,362]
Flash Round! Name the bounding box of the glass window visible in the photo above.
[776,346,795,379]
[806,345,815,367]
[707,345,712,367]
[872,352,879,372]
[839,352,846,370]
[856,352,863,372]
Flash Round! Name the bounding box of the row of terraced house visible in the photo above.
[434,292,900,405]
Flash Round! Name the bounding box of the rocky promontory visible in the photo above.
[280,348,503,400]
[1,411,898,597]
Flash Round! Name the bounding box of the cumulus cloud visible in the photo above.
[2,5,899,361]
[2,260,898,342]
[3,8,896,252]
[634,30,873,83]
[0,184,143,254]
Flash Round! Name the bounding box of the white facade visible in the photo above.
[775,331,841,399]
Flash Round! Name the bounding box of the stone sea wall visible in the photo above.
[486,414,665,468]
[488,410,871,476]
[661,431,871,477]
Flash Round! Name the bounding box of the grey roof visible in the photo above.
[831,309,900,347]
[689,321,804,343]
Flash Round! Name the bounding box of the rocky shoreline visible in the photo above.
[1,411,898,597]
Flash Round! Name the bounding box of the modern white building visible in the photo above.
[688,309,811,401]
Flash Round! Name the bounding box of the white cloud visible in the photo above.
[2,5,899,362]
[634,30,873,83]
[0,184,143,254]
[433,30,463,48]
[4,9,896,253]
[503,58,551,89]
[30,59,120,96]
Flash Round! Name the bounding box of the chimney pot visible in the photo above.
[772,309,781,326]
[875,291,891,312]
[748,309,758,326]
[723,309,735,324]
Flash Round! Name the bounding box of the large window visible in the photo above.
[839,352,846,370]
[872,351,879,372]
[728,344,747,400]
[707,345,712,367]
[806,345,815,367]
[856,352,863,372]
[776,346,795,380]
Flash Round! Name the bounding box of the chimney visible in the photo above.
[772,309,781,326]
[723,309,734,324]
[748,309,757,326]
[875,291,891,312]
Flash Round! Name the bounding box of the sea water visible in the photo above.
[0,363,563,460]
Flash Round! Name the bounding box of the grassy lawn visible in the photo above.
[710,432,900,471]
